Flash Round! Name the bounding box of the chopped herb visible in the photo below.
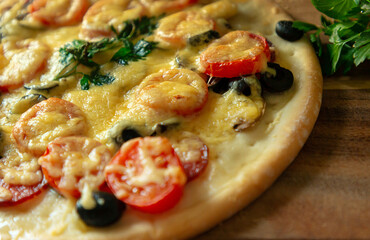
[80,70,115,90]
[292,0,370,76]
[55,16,160,89]
[111,39,157,65]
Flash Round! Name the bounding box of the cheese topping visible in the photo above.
[172,132,204,163]
[0,187,12,202]
[38,137,112,194]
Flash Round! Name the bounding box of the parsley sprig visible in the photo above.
[292,0,369,76]
[55,16,159,90]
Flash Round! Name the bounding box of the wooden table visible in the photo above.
[195,1,370,239]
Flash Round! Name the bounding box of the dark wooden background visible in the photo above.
[195,0,370,239]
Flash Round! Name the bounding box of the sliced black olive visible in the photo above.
[209,78,229,94]
[111,127,142,146]
[118,128,142,144]
[24,81,59,91]
[11,94,47,114]
[109,121,150,146]
[260,62,294,92]
[275,20,303,42]
[187,30,220,47]
[76,191,126,227]
[175,52,198,71]
[229,78,251,96]
[151,118,180,135]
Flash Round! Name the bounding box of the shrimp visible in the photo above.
[0,39,49,92]
[136,68,208,116]
[154,10,216,48]
[12,98,87,157]
[28,0,90,27]
[79,0,146,40]
[139,0,198,16]
[200,0,237,19]
[153,0,237,48]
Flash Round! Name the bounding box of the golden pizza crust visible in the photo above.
[0,0,322,239]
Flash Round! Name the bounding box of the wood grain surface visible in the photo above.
[195,0,370,239]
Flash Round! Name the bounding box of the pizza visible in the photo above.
[0,0,322,239]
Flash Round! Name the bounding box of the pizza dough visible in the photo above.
[0,0,322,239]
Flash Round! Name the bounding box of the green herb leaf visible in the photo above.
[294,0,369,75]
[80,74,90,90]
[310,33,323,57]
[111,40,157,65]
[353,31,370,65]
[292,21,318,32]
[311,0,358,19]
[55,16,160,89]
[90,73,115,86]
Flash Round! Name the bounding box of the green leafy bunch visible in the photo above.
[55,16,159,90]
[293,0,370,75]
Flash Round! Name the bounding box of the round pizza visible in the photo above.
[0,0,322,239]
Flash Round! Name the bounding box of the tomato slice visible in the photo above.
[39,136,112,198]
[200,31,271,78]
[28,0,89,26]
[172,132,208,181]
[0,177,47,207]
[105,137,187,214]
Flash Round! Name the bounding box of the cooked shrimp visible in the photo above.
[200,0,237,19]
[28,0,90,27]
[139,0,198,16]
[136,68,208,116]
[12,98,87,157]
[79,0,146,40]
[0,39,49,92]
[154,10,216,48]
[39,136,112,198]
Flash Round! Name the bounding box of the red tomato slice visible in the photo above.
[28,0,89,26]
[172,132,208,181]
[105,137,187,214]
[0,177,47,207]
[39,136,112,198]
[200,31,271,78]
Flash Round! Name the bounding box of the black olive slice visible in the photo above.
[229,78,251,96]
[76,191,126,227]
[187,30,220,47]
[24,81,59,91]
[112,128,142,146]
[209,78,229,94]
[260,62,294,92]
[151,118,180,135]
[11,94,47,114]
[275,20,303,42]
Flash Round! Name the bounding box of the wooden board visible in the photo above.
[195,0,370,239]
